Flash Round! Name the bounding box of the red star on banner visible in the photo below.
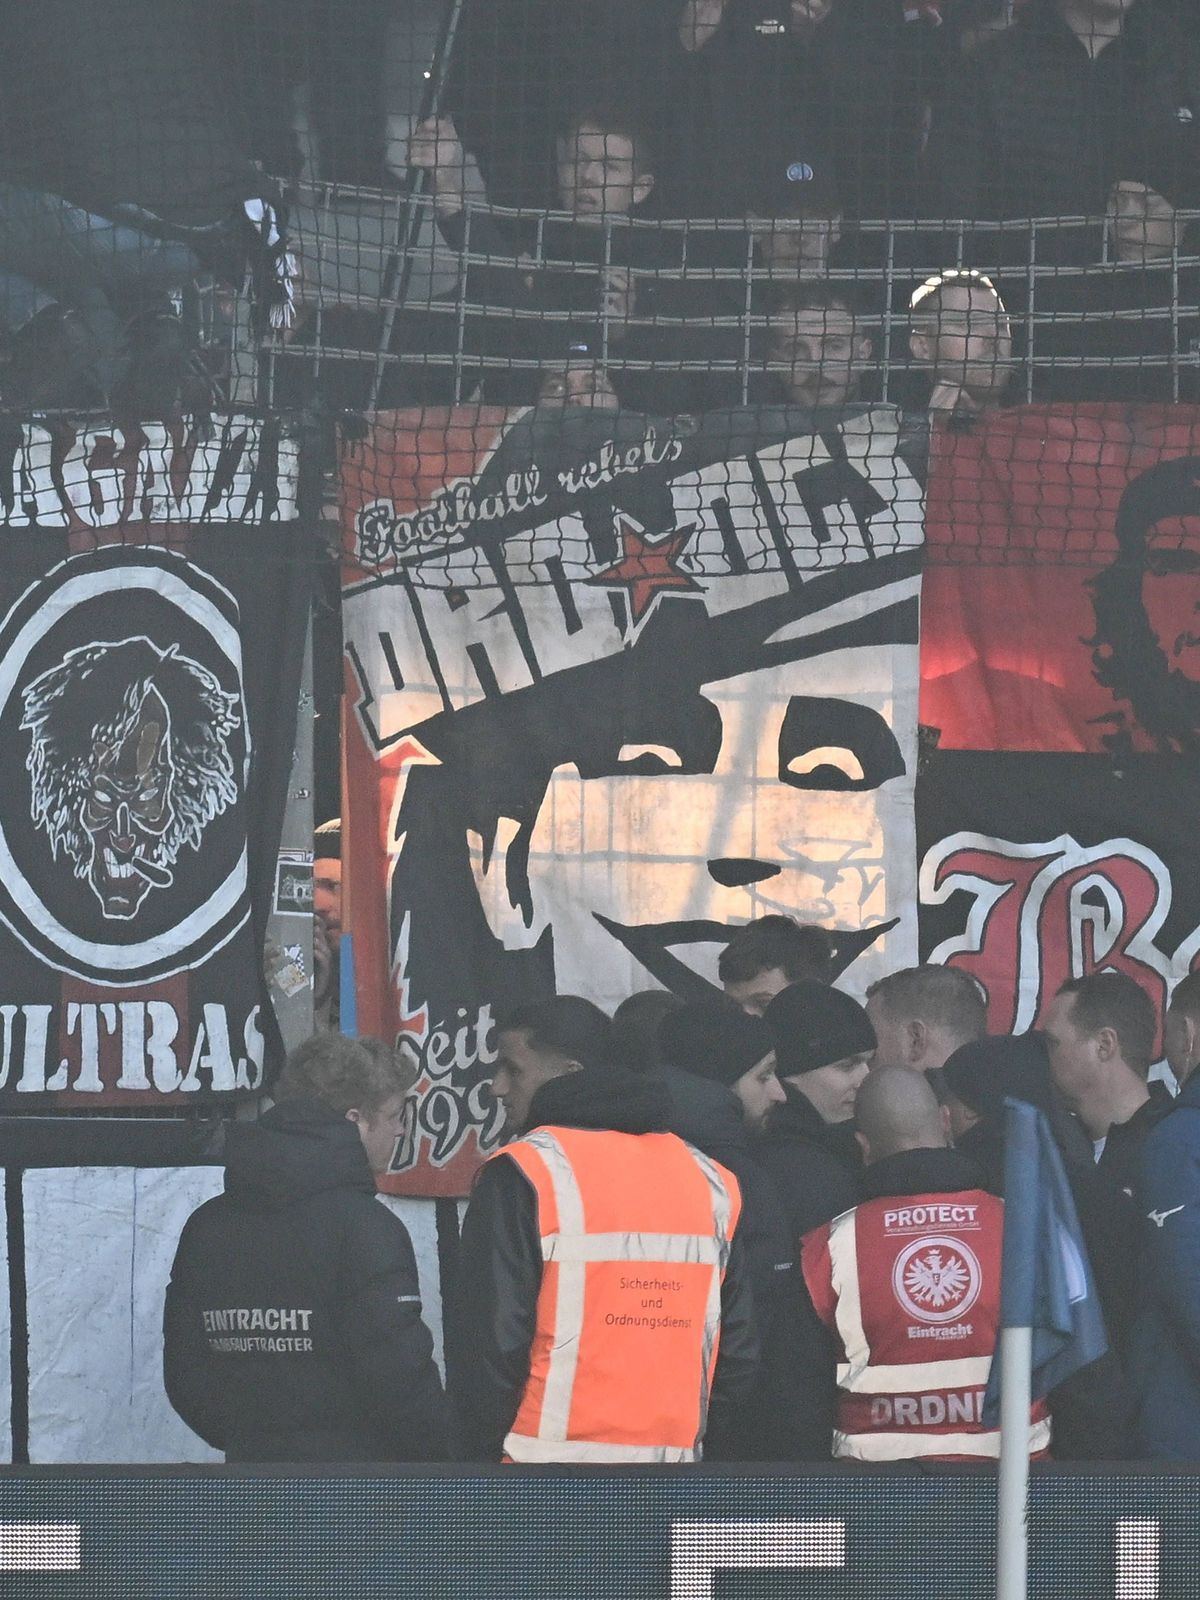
[586,513,703,626]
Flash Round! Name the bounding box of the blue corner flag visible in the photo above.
[982,1097,1108,1425]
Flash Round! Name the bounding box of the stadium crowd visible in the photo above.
[396,0,1200,413]
[0,0,1195,413]
[163,914,1200,1467]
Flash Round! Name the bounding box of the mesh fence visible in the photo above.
[0,0,1196,535]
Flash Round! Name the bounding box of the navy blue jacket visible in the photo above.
[1133,1073,1200,1461]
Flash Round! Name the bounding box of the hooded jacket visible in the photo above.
[926,0,1200,256]
[163,1097,449,1462]
[446,1064,758,1461]
[759,1080,860,1243]
[658,1062,798,1461]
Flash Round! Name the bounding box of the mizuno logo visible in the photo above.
[1147,1206,1185,1228]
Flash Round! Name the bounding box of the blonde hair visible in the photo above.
[275,1033,416,1115]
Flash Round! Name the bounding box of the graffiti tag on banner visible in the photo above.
[0,417,298,527]
[0,419,306,1106]
[341,403,925,1195]
[917,753,1200,1059]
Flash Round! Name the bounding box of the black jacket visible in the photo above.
[926,0,1200,254]
[956,1106,1135,1459]
[659,1064,793,1304]
[2,0,263,223]
[1098,1080,1175,1195]
[1030,261,1200,405]
[163,1097,449,1462]
[658,1064,797,1461]
[425,208,742,413]
[759,1081,860,1245]
[859,1143,985,1205]
[675,0,959,220]
[446,1064,759,1461]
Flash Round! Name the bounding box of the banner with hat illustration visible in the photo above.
[0,417,309,1107]
[340,402,923,1196]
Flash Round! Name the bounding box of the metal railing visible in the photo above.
[269,187,1200,410]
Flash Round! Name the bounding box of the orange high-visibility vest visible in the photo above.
[802,1190,1052,1462]
[496,1125,742,1464]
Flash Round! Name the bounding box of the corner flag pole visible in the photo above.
[996,1323,1032,1600]
[989,1096,1109,1600]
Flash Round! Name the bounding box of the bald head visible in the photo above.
[855,1066,947,1166]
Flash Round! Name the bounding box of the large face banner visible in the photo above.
[0,417,307,1105]
[341,404,923,1194]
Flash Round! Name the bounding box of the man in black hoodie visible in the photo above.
[449,995,758,1462]
[163,1034,448,1462]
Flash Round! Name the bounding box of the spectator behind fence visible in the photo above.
[799,1066,1051,1462]
[444,0,683,212]
[925,0,1200,265]
[407,106,736,412]
[746,163,847,286]
[865,964,987,1076]
[720,915,836,1016]
[0,0,290,411]
[1134,973,1200,1459]
[537,359,621,412]
[761,282,875,409]
[163,1034,448,1463]
[1031,151,1200,404]
[674,0,964,221]
[904,269,1015,414]
[448,996,757,1462]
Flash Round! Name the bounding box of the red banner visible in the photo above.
[920,405,1200,755]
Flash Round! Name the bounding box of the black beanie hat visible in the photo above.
[939,1032,1054,1122]
[765,979,876,1077]
[658,1001,775,1089]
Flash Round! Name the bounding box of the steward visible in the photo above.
[800,1066,1050,1462]
[449,997,757,1463]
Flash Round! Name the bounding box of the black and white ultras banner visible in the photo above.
[0,418,308,1106]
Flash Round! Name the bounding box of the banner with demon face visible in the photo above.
[341,404,924,1195]
[0,417,308,1106]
